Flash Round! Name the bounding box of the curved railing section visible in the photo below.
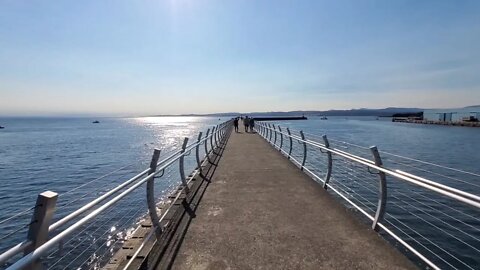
[0,120,233,270]
[256,122,480,270]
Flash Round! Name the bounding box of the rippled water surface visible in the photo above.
[0,116,227,269]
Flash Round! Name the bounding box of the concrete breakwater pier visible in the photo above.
[1,120,479,270]
[392,118,480,127]
[147,129,415,270]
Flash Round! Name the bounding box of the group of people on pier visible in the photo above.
[233,116,255,133]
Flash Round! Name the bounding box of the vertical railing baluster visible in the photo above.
[210,126,216,153]
[25,191,58,270]
[195,132,203,176]
[179,137,190,193]
[204,128,213,164]
[273,124,277,148]
[147,149,162,237]
[370,146,387,231]
[214,125,219,148]
[278,126,283,151]
[300,131,307,170]
[287,128,293,159]
[268,124,273,142]
[322,135,332,189]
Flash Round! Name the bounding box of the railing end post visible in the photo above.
[24,191,58,269]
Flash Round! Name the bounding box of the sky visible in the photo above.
[1,0,480,116]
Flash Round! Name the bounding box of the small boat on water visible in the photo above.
[0,126,4,129]
[92,120,100,124]
[320,116,328,120]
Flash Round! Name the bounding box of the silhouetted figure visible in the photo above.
[233,118,239,132]
[243,116,250,132]
[249,118,255,132]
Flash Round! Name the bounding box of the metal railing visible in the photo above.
[256,122,480,270]
[0,120,233,270]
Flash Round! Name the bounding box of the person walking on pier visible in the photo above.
[243,116,250,132]
[249,118,255,132]
[233,118,239,132]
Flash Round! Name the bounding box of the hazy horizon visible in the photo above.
[2,1,480,116]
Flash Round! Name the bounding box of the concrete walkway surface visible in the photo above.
[164,131,416,270]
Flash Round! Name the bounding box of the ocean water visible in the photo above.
[0,116,479,269]
[0,116,228,269]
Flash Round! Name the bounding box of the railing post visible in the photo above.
[24,191,58,270]
[204,128,213,164]
[278,126,283,151]
[273,124,277,147]
[210,126,216,153]
[322,135,332,189]
[147,149,162,237]
[300,131,307,170]
[268,124,273,142]
[195,132,203,176]
[179,137,190,193]
[287,128,293,159]
[370,146,387,231]
[213,126,219,148]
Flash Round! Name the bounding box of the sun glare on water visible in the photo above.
[136,116,199,126]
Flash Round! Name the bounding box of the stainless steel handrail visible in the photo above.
[257,123,480,208]
[1,120,233,269]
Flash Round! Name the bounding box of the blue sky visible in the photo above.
[1,0,480,116]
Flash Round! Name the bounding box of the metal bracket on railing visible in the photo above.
[147,149,162,238]
[24,191,58,270]
[370,146,386,231]
[278,126,283,151]
[287,128,293,159]
[179,138,191,193]
[273,124,277,147]
[367,167,380,175]
[157,169,165,178]
[195,132,203,176]
[300,131,307,170]
[322,135,333,190]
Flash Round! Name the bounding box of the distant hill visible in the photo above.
[249,108,423,117]
[165,107,424,117]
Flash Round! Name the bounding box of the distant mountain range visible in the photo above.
[164,107,424,117]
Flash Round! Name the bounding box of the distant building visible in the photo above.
[423,106,480,122]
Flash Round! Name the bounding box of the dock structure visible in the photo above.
[150,131,416,269]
